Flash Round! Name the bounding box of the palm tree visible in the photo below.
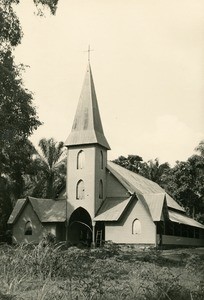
[143,158,170,185]
[25,138,66,198]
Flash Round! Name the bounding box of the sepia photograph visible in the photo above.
[0,0,204,299]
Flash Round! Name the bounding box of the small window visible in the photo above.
[25,221,32,235]
[100,151,103,169]
[77,150,85,169]
[132,219,141,234]
[99,180,103,199]
[76,180,85,199]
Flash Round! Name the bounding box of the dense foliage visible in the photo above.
[0,0,59,237]
[161,154,204,222]
[113,155,170,185]
[24,138,66,199]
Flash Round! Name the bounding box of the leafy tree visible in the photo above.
[195,139,204,157]
[141,158,170,185]
[33,0,59,15]
[0,176,13,239]
[0,0,59,236]
[113,155,170,185]
[25,138,66,198]
[161,152,204,222]
[0,0,60,182]
[113,155,143,173]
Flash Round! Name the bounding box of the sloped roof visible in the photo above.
[7,198,27,224]
[94,196,132,221]
[165,194,184,212]
[107,161,164,194]
[137,193,165,221]
[8,197,66,224]
[29,197,66,222]
[169,210,204,229]
[65,63,110,150]
[107,161,185,212]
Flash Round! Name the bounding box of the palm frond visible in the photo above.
[26,138,67,198]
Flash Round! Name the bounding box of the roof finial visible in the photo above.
[84,45,94,62]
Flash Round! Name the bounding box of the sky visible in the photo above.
[14,0,204,166]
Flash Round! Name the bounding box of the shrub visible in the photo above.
[0,244,204,299]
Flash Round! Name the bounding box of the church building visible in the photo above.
[8,63,204,248]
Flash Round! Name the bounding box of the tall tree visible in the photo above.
[113,155,143,173]
[112,155,170,185]
[144,158,170,186]
[0,0,59,236]
[25,138,66,198]
[0,0,60,177]
[161,146,204,222]
[0,176,13,238]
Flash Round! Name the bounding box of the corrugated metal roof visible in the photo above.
[94,196,132,221]
[137,193,165,221]
[169,210,204,229]
[107,161,165,194]
[165,194,185,212]
[107,161,185,212]
[67,130,110,149]
[29,197,66,222]
[7,199,26,224]
[8,197,66,224]
[65,63,110,150]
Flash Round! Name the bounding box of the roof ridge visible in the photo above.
[107,161,185,213]
[108,161,162,185]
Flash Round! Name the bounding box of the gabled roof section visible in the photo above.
[107,161,185,213]
[7,198,27,224]
[107,161,164,194]
[137,193,165,221]
[65,63,110,149]
[165,194,185,212]
[94,196,133,221]
[8,197,66,224]
[29,197,66,222]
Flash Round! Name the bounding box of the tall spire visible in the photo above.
[65,63,110,149]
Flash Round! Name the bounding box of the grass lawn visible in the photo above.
[0,241,203,300]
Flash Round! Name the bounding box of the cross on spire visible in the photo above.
[84,45,94,62]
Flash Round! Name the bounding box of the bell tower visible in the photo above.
[65,63,110,222]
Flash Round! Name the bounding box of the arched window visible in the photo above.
[100,151,103,169]
[77,150,85,169]
[132,219,141,234]
[99,180,103,199]
[76,180,85,199]
[25,221,32,235]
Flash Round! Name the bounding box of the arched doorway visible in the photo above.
[68,207,92,246]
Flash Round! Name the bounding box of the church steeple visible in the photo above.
[65,63,110,150]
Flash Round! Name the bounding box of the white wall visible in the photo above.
[67,145,107,220]
[12,202,56,243]
[105,198,156,244]
[106,172,128,198]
